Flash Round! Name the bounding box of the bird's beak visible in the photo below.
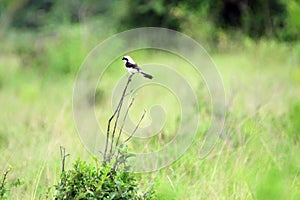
[122,57,125,60]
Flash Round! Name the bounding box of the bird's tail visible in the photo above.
[140,71,153,79]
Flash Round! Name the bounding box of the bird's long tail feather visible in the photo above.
[140,71,153,79]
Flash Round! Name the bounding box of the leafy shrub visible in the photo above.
[54,159,156,200]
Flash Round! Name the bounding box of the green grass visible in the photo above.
[0,26,299,199]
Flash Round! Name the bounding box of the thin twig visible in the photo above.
[109,74,134,161]
[122,110,146,144]
[104,109,117,162]
[112,97,135,157]
[104,74,134,162]
[1,169,10,189]
[113,110,146,170]
[60,146,70,172]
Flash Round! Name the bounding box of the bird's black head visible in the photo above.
[122,56,135,64]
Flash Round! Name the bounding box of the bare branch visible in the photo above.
[104,112,117,162]
[104,74,134,162]
[109,74,134,161]
[113,110,146,170]
[112,97,135,157]
[60,146,70,172]
[1,168,10,189]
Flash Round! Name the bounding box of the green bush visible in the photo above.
[54,159,156,200]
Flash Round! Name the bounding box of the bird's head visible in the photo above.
[122,55,135,64]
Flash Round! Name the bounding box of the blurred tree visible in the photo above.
[282,0,300,40]
[120,0,293,40]
[212,0,286,38]
[11,0,54,27]
[1,0,299,41]
[0,0,29,32]
[5,0,113,28]
[119,0,181,30]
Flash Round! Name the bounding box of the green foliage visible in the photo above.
[0,169,21,200]
[119,0,181,30]
[287,100,300,141]
[39,27,85,75]
[113,145,137,171]
[155,180,178,200]
[8,0,112,28]
[2,0,300,41]
[256,168,290,200]
[54,159,156,200]
[121,0,292,40]
[280,0,300,40]
[10,26,87,75]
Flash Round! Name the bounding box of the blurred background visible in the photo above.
[0,0,300,74]
[0,0,300,199]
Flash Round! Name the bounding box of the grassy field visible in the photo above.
[0,26,300,199]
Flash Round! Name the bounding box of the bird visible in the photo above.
[122,56,153,79]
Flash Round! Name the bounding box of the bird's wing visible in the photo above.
[126,62,139,69]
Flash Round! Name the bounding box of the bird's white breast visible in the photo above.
[127,67,139,74]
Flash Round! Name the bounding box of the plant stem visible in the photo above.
[104,74,134,162]
[113,97,135,157]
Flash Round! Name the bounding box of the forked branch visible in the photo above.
[60,146,70,172]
